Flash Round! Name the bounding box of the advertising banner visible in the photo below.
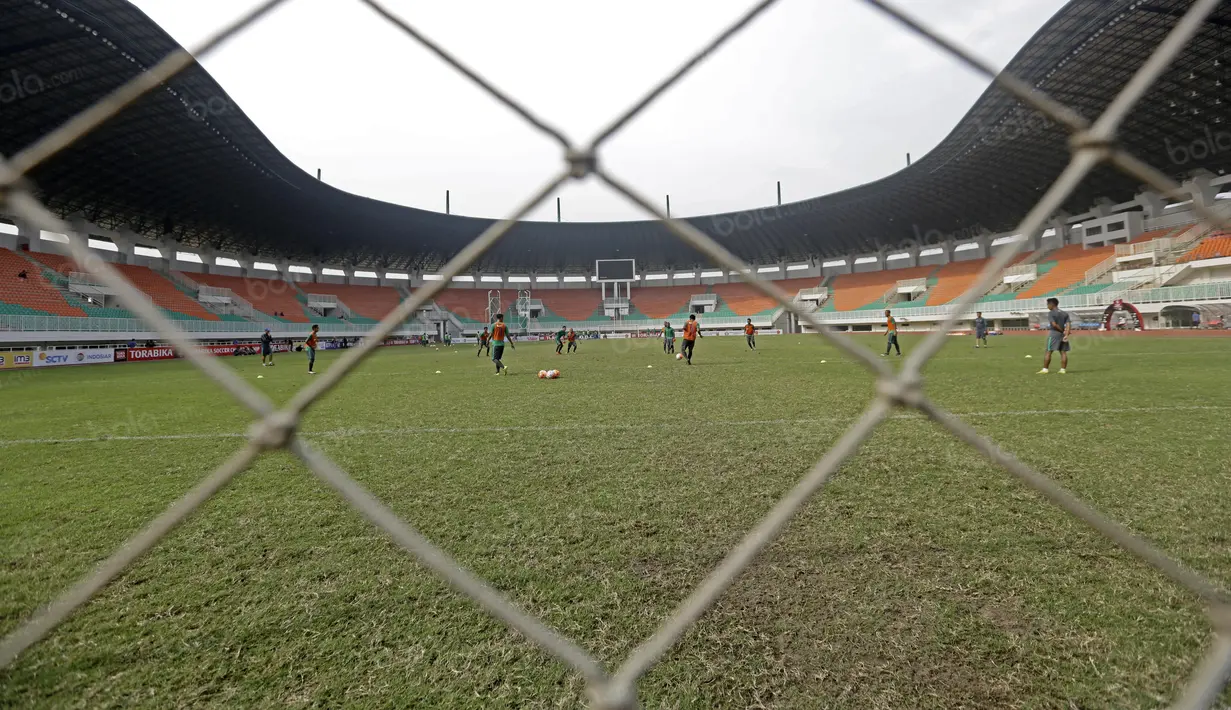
[33,348,116,368]
[0,351,33,370]
[198,343,292,357]
[122,346,178,362]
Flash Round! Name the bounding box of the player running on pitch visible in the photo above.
[681,314,700,365]
[554,327,566,355]
[974,312,989,348]
[491,314,515,375]
[260,328,275,366]
[1037,298,1071,374]
[477,327,490,357]
[566,327,578,354]
[662,321,675,354]
[882,310,901,357]
[744,318,757,351]
[305,324,319,374]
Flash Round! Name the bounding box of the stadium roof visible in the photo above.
[1,0,1229,271]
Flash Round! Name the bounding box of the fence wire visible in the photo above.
[2,0,1231,707]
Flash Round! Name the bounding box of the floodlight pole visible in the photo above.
[666,194,671,219]
[557,197,561,223]
[907,153,912,166]
[446,190,450,215]
[316,168,321,180]
[776,181,781,206]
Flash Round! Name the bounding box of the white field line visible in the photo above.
[0,405,1226,448]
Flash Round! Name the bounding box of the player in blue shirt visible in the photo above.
[973,312,988,349]
[1037,298,1071,374]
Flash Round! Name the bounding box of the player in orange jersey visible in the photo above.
[681,314,700,365]
[490,314,515,375]
[743,319,757,351]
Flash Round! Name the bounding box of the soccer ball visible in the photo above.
[538,370,547,379]
[548,369,560,379]
[675,353,684,360]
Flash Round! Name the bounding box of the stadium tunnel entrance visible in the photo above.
[1103,300,1145,331]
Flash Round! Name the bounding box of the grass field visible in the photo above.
[2,332,1229,709]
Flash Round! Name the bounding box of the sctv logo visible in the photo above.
[1166,125,1231,165]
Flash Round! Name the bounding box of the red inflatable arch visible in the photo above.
[1102,299,1145,331]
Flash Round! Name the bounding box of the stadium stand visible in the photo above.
[24,251,75,277]
[534,289,603,321]
[111,265,219,320]
[1177,233,1231,262]
[433,288,503,323]
[1016,244,1119,299]
[0,248,86,316]
[300,283,403,321]
[827,266,935,311]
[924,259,995,305]
[186,272,309,322]
[711,279,812,316]
[26,253,218,320]
[630,286,697,319]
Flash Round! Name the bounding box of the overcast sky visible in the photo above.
[130,0,1069,223]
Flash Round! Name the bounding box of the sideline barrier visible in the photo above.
[32,348,115,368]
[0,351,33,370]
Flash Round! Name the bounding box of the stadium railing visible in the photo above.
[814,281,1231,323]
[1,1,1229,709]
[0,313,389,335]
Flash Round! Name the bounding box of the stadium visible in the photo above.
[2,0,1231,707]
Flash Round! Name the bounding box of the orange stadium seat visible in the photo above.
[828,266,933,311]
[1177,233,1231,263]
[925,259,992,305]
[186,272,308,322]
[26,251,77,277]
[535,289,602,320]
[0,248,87,316]
[109,265,217,320]
[1016,243,1117,299]
[432,288,503,323]
[630,286,697,319]
[712,282,781,316]
[714,276,822,315]
[300,282,403,320]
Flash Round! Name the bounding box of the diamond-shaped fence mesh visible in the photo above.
[2,0,1231,707]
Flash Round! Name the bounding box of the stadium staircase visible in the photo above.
[19,250,218,320]
[299,283,400,324]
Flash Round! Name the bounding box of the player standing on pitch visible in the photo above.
[882,310,901,357]
[477,327,490,357]
[305,324,319,374]
[744,318,757,351]
[566,327,578,354]
[1037,298,1071,374]
[491,314,515,375]
[555,327,566,355]
[681,314,700,365]
[974,312,989,348]
[662,321,675,354]
[260,328,275,367]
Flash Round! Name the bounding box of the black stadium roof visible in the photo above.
[1,0,1229,272]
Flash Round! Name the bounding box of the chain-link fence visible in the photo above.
[3,0,1231,707]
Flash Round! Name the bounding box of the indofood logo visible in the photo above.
[0,68,85,104]
[1166,125,1231,165]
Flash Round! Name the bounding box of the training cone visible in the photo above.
[257,375,264,379]
[1025,355,1033,359]
[435,370,442,374]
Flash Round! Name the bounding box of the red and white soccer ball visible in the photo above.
[547,369,560,379]
[675,353,684,360]
[538,370,547,379]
